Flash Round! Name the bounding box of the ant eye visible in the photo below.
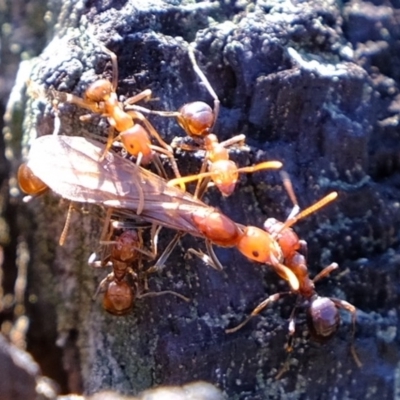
[252,250,260,259]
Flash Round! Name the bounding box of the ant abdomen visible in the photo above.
[103,280,134,315]
[307,296,340,341]
[18,163,48,195]
[191,210,241,247]
[177,101,215,137]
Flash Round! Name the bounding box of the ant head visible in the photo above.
[209,160,238,196]
[103,280,134,315]
[112,230,140,263]
[236,226,282,264]
[178,101,215,137]
[85,79,113,102]
[18,163,48,195]
[307,296,340,342]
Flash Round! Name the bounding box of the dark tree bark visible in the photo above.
[6,0,400,398]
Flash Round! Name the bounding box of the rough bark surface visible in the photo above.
[4,0,400,399]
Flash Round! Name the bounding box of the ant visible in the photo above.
[89,220,189,315]
[225,172,361,368]
[50,42,181,179]
[127,45,282,197]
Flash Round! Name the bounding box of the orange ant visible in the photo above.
[50,43,181,179]
[89,221,189,315]
[225,173,361,368]
[127,46,281,197]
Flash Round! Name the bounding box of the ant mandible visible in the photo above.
[226,173,361,367]
[51,42,181,179]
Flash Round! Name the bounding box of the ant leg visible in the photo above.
[148,152,169,180]
[174,160,281,199]
[218,134,247,149]
[149,144,183,181]
[236,161,283,175]
[187,44,220,126]
[99,208,114,243]
[167,169,221,190]
[286,298,303,352]
[138,290,190,303]
[133,177,144,215]
[92,273,113,300]
[187,248,215,268]
[88,253,112,269]
[274,301,300,380]
[312,262,339,283]
[279,192,338,232]
[185,240,224,271]
[150,224,161,260]
[79,113,96,123]
[51,102,62,137]
[195,175,212,200]
[98,44,119,92]
[275,356,292,380]
[90,208,116,267]
[124,89,153,106]
[226,292,288,334]
[147,232,183,273]
[126,110,182,179]
[330,298,362,367]
[280,171,300,220]
[170,138,203,152]
[50,89,100,114]
[205,240,224,271]
[194,157,210,199]
[99,125,117,161]
[59,202,74,246]
[124,103,181,118]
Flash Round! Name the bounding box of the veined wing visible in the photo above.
[27,135,217,237]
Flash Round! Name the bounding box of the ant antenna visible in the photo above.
[281,192,338,232]
[188,44,220,126]
[277,171,338,233]
[59,202,74,246]
[280,171,300,220]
